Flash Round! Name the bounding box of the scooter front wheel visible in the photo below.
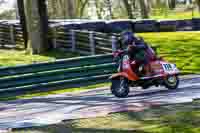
[164,75,179,90]
[111,77,129,98]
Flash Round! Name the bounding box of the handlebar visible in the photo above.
[113,50,128,58]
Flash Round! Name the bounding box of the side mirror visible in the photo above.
[158,56,163,60]
[138,37,144,41]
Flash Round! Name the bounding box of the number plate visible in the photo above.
[162,64,176,73]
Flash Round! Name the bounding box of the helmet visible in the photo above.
[121,31,136,45]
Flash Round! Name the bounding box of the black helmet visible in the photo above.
[121,31,136,45]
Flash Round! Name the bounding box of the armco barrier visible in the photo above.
[192,18,200,30]
[0,54,116,93]
[1,18,200,49]
[0,20,24,47]
[176,19,193,31]
[105,20,134,33]
[158,20,177,32]
[50,27,118,55]
[134,20,158,32]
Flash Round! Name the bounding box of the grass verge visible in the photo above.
[0,83,110,101]
[151,10,200,20]
[11,100,200,133]
[0,49,80,67]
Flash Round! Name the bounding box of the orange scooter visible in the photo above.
[110,45,180,98]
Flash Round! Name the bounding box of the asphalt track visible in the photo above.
[0,75,200,130]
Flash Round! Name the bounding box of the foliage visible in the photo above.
[0,9,16,19]
[0,0,199,20]
[47,0,89,19]
[46,0,200,19]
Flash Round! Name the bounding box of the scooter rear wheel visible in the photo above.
[111,77,129,98]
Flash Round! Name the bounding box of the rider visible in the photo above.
[120,31,151,76]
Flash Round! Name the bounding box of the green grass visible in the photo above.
[11,100,200,133]
[0,49,80,67]
[150,10,200,20]
[138,31,200,74]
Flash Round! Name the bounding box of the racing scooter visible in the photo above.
[110,45,180,98]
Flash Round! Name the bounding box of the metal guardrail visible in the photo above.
[50,27,118,55]
[0,20,24,48]
[1,18,200,48]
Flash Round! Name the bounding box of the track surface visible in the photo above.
[0,75,200,130]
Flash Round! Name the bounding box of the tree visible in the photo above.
[66,0,76,19]
[168,0,176,9]
[106,0,114,19]
[38,0,51,49]
[94,0,102,19]
[76,0,89,18]
[24,0,49,54]
[196,0,200,12]
[47,0,89,19]
[185,0,192,6]
[17,0,28,48]
[123,0,134,19]
[139,0,149,18]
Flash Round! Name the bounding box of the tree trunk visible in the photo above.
[49,0,59,18]
[24,0,49,54]
[185,0,192,6]
[106,0,114,19]
[17,0,28,49]
[132,0,137,9]
[66,0,76,19]
[169,0,176,9]
[139,0,149,19]
[94,0,102,19]
[123,0,134,19]
[79,0,89,18]
[38,0,52,49]
[165,0,169,8]
[196,0,200,12]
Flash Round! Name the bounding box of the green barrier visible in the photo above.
[0,54,116,93]
[0,74,111,93]
[0,54,113,77]
[0,63,116,89]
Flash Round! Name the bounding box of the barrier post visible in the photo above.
[52,27,57,48]
[89,31,95,55]
[111,36,117,52]
[10,25,15,45]
[71,30,76,52]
